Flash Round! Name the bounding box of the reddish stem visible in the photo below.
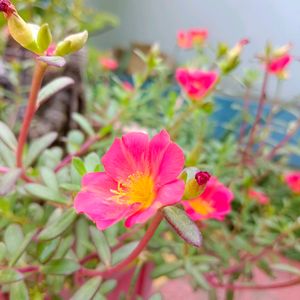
[54,135,100,173]
[16,61,47,168]
[238,87,251,146]
[266,119,300,160]
[80,212,163,278]
[18,266,39,273]
[207,276,300,290]
[246,70,269,151]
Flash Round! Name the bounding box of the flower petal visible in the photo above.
[102,132,149,181]
[74,172,139,230]
[148,130,184,186]
[125,179,184,227]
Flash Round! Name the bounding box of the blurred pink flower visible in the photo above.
[177,29,208,49]
[248,188,269,205]
[284,171,300,194]
[266,54,291,76]
[99,57,119,71]
[122,81,134,92]
[176,68,218,101]
[74,130,185,230]
[182,177,233,221]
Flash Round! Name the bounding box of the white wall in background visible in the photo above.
[88,0,300,99]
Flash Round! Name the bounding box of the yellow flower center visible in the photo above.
[189,198,214,216]
[110,172,156,208]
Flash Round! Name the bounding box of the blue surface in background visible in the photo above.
[212,95,300,168]
[118,75,300,167]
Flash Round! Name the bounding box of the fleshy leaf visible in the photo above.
[90,226,112,267]
[71,277,102,300]
[163,206,202,248]
[37,55,66,67]
[42,259,80,275]
[38,208,77,241]
[37,77,74,109]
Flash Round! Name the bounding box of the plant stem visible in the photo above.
[238,87,251,146]
[54,135,101,173]
[207,276,300,290]
[80,212,163,279]
[266,119,300,160]
[256,79,282,155]
[16,61,47,169]
[245,70,269,153]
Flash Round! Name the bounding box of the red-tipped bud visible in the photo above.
[0,0,15,17]
[195,171,211,186]
[180,168,211,200]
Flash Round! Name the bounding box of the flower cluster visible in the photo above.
[177,28,208,49]
[176,68,218,101]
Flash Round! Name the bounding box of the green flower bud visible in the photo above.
[37,23,52,53]
[55,30,88,56]
[180,167,211,200]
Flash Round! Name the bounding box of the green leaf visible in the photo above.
[37,238,60,264]
[25,132,58,167]
[112,241,138,265]
[0,269,23,284]
[0,242,7,262]
[37,77,74,108]
[152,261,183,278]
[90,226,111,267]
[53,235,75,259]
[163,206,202,248]
[71,277,102,300]
[37,55,66,67]
[42,259,80,275]
[59,183,80,192]
[0,142,15,167]
[4,224,24,256]
[9,229,37,267]
[149,293,163,300]
[99,279,117,295]
[40,167,59,191]
[75,218,90,259]
[84,152,101,172]
[0,121,17,150]
[10,280,29,300]
[72,113,95,136]
[271,263,300,275]
[72,157,87,177]
[25,184,67,204]
[0,168,22,196]
[39,208,77,241]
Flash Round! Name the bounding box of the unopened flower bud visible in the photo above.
[37,23,52,53]
[0,0,42,53]
[220,39,249,74]
[0,0,15,17]
[180,168,211,200]
[55,30,88,56]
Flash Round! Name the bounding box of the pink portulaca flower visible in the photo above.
[122,81,134,92]
[74,130,185,230]
[99,57,119,71]
[267,54,292,77]
[182,176,233,221]
[284,171,300,194]
[176,68,218,101]
[248,188,269,205]
[177,29,208,49]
